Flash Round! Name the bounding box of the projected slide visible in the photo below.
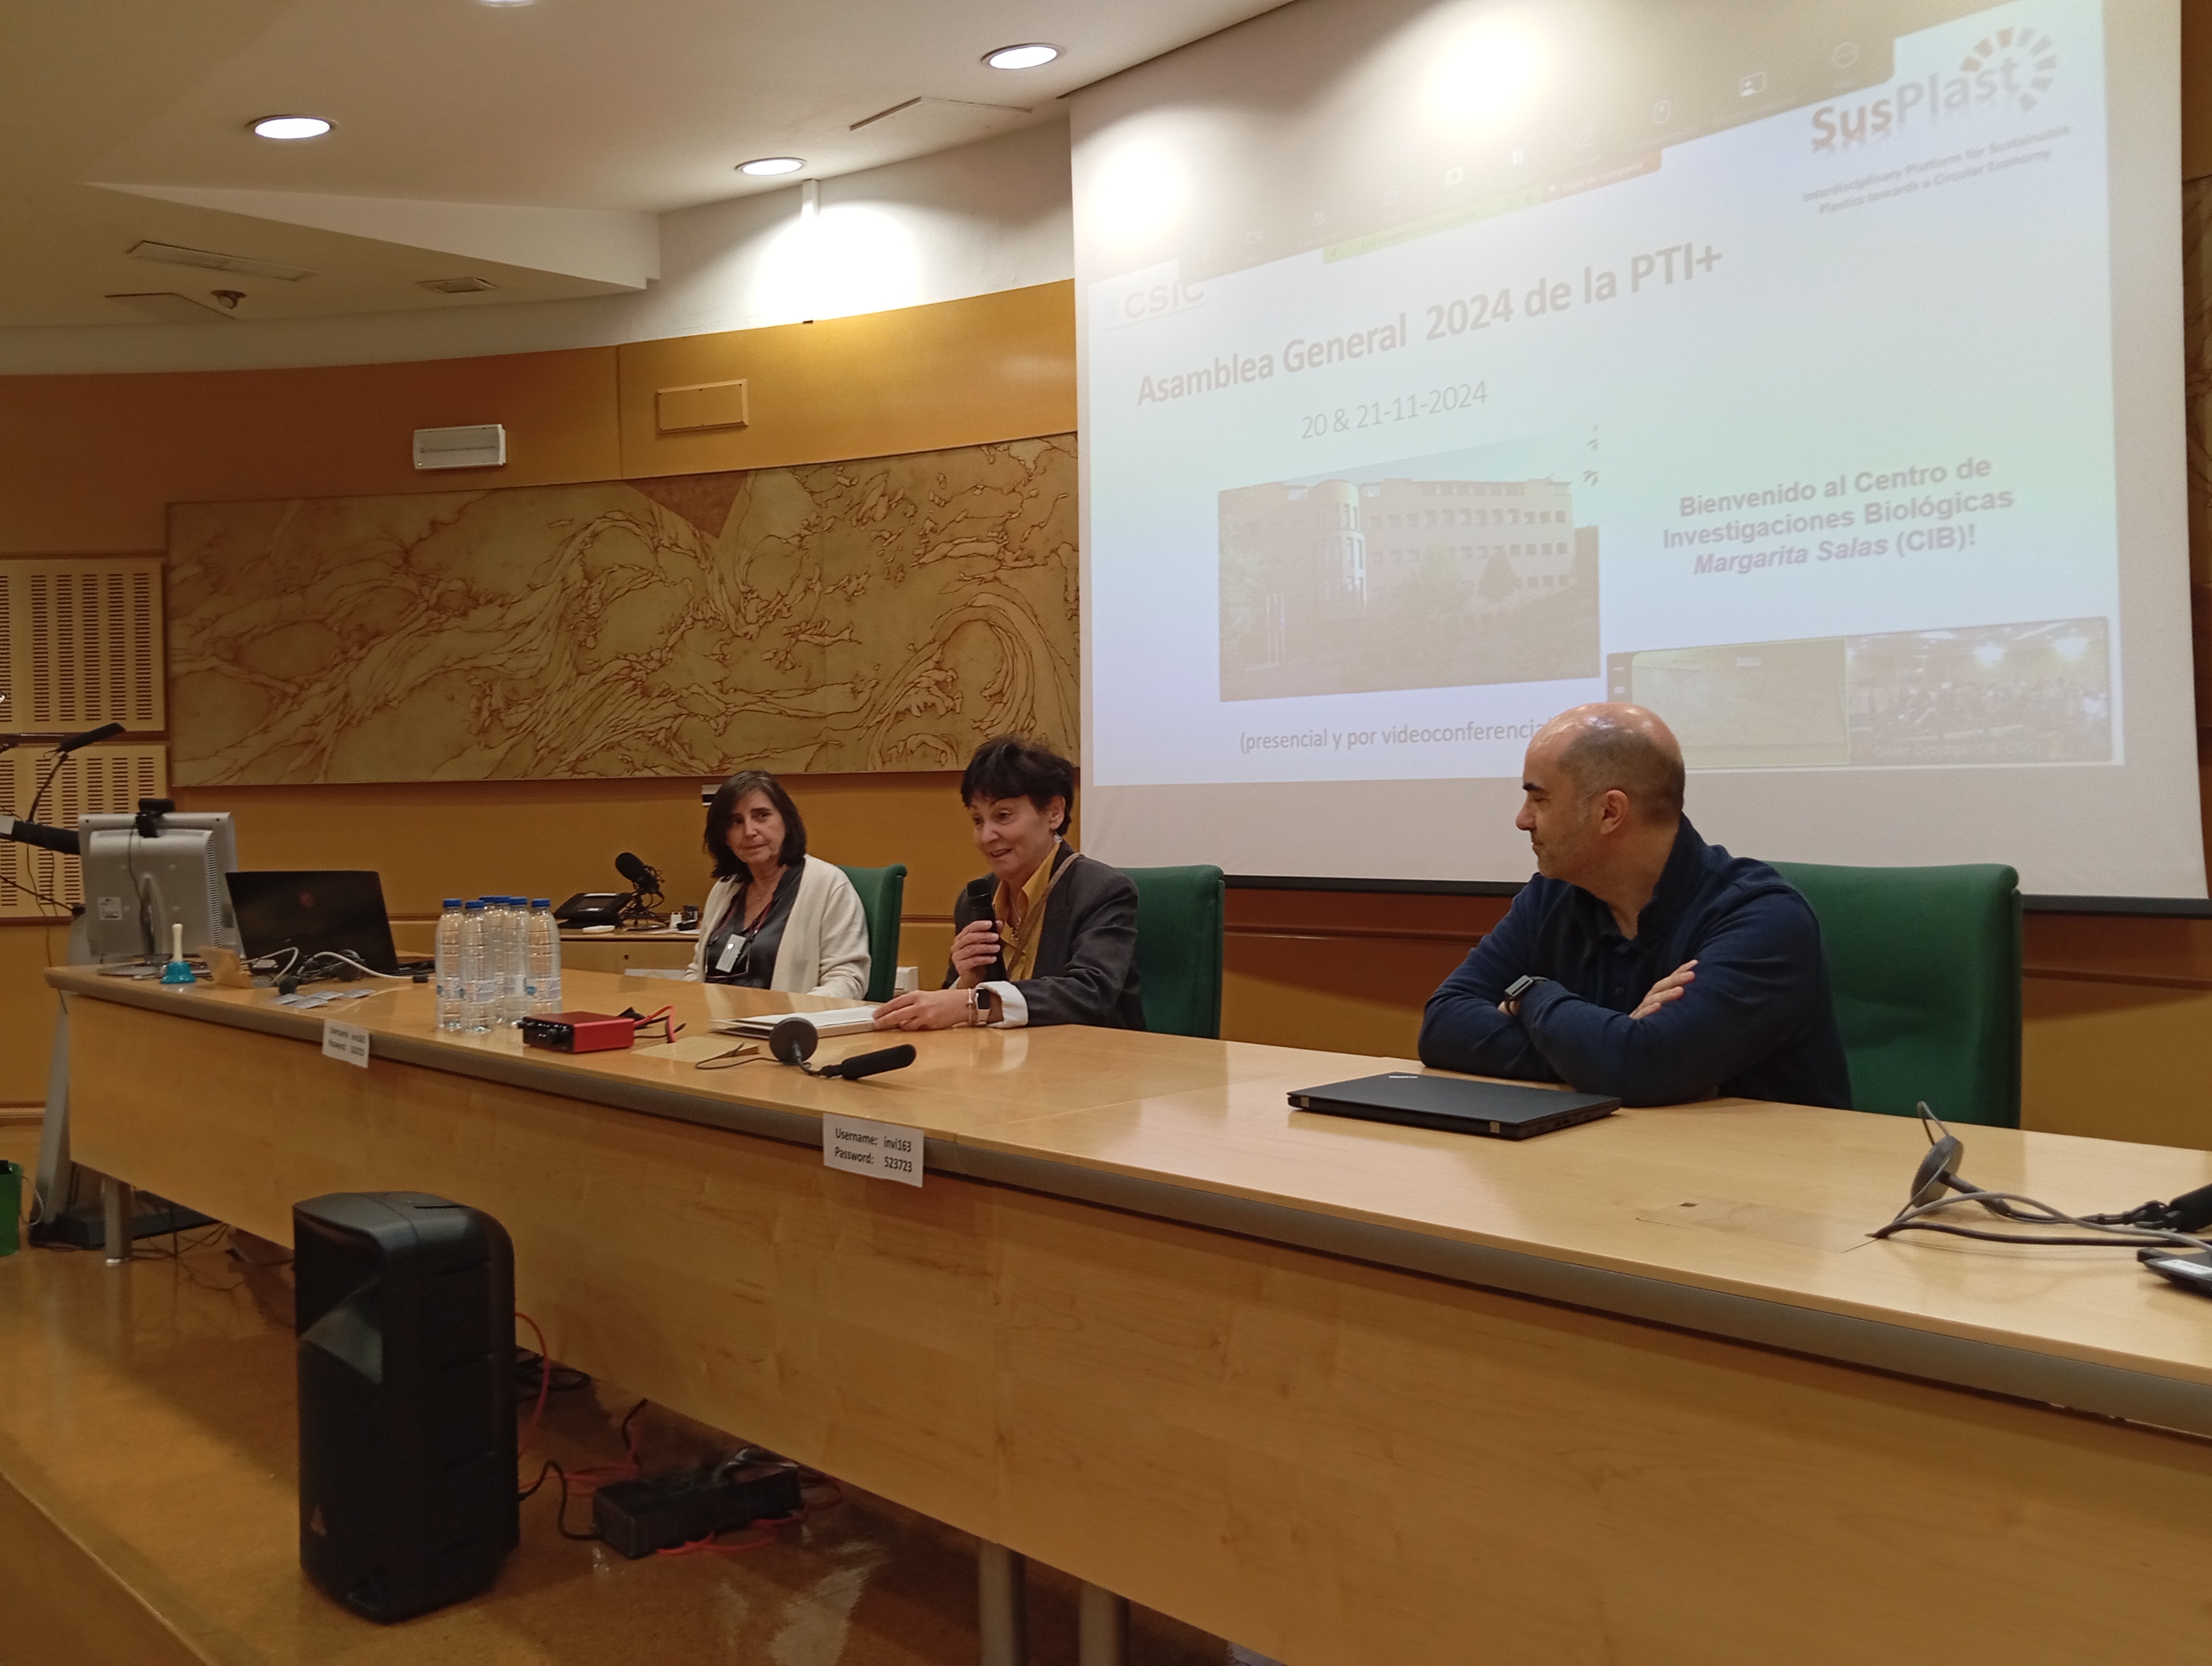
[1080,0,2125,792]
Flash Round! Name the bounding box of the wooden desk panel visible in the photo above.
[54,988,2212,1663]
[49,967,2212,1412]
[66,997,1007,1543]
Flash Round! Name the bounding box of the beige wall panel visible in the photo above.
[0,558,164,731]
[617,283,1076,478]
[166,436,1078,786]
[2022,974,2212,1149]
[169,767,976,922]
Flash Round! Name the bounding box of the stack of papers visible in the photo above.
[710,1005,880,1037]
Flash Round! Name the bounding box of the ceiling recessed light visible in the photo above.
[249,115,331,140]
[985,43,1059,70]
[738,156,806,176]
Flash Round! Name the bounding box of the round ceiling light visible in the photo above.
[739,156,806,176]
[985,43,1059,69]
[249,115,332,140]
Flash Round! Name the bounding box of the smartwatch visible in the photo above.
[1503,974,1548,1008]
[969,986,998,1027]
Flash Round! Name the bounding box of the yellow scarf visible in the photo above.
[994,848,1063,982]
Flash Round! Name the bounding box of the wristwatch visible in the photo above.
[1503,974,1548,1011]
[968,986,999,1027]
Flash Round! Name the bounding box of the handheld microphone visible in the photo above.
[54,722,125,755]
[764,1017,916,1081]
[814,1045,916,1081]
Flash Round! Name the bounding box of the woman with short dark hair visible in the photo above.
[873,736,1143,1030]
[687,769,870,998]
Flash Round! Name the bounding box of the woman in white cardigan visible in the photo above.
[686,770,871,998]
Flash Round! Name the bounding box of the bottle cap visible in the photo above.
[465,900,485,911]
[532,898,550,907]
[443,898,462,907]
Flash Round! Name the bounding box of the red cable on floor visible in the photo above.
[516,1311,553,1454]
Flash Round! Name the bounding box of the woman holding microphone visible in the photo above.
[873,736,1143,1031]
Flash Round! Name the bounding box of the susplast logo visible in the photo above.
[1811,24,2058,151]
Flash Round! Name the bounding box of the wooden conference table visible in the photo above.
[46,964,2212,1664]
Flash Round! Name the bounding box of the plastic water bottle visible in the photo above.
[525,899,562,1016]
[460,900,493,1033]
[434,899,465,1031]
[491,896,526,1027]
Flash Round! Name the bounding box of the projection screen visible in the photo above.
[1074,0,2199,901]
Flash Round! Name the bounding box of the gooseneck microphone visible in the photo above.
[615,850,658,889]
[0,815,80,856]
[54,721,125,754]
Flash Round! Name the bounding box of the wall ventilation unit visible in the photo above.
[412,425,506,470]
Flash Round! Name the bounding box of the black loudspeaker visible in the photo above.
[293,1191,518,1622]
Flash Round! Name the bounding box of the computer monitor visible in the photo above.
[224,870,402,975]
[79,811,240,964]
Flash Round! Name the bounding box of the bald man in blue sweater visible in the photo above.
[1419,703,1851,1109]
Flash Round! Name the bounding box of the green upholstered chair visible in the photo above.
[1124,865,1226,1039]
[1767,860,2022,1127]
[836,863,908,1004]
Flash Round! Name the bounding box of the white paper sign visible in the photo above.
[321,1020,371,1069]
[821,1112,923,1187]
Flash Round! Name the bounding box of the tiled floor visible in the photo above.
[0,1228,1240,1665]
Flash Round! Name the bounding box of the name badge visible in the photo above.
[716,933,746,973]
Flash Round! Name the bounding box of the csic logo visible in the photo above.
[1811,22,2058,151]
[1959,25,2057,112]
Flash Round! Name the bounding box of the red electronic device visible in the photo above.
[519,1011,635,1053]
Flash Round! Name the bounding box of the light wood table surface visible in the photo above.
[45,964,2212,1664]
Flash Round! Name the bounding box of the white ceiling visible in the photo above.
[0,0,1284,329]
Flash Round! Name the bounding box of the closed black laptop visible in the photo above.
[1288,1073,1621,1140]
[226,870,404,975]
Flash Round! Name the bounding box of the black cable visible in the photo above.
[0,871,67,910]
[517,1459,601,1540]
[22,748,69,825]
[513,1349,591,1394]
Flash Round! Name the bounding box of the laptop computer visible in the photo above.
[224,870,411,976]
[1288,1073,1621,1140]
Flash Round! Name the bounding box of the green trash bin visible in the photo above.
[0,1161,19,1257]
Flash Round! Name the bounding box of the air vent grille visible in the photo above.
[0,744,168,919]
[4,559,165,730]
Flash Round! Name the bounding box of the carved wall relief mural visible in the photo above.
[168,436,1078,784]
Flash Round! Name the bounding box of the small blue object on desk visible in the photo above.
[159,922,198,986]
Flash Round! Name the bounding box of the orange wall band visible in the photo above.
[0,282,1076,554]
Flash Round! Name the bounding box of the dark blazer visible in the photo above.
[943,845,1146,1029]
